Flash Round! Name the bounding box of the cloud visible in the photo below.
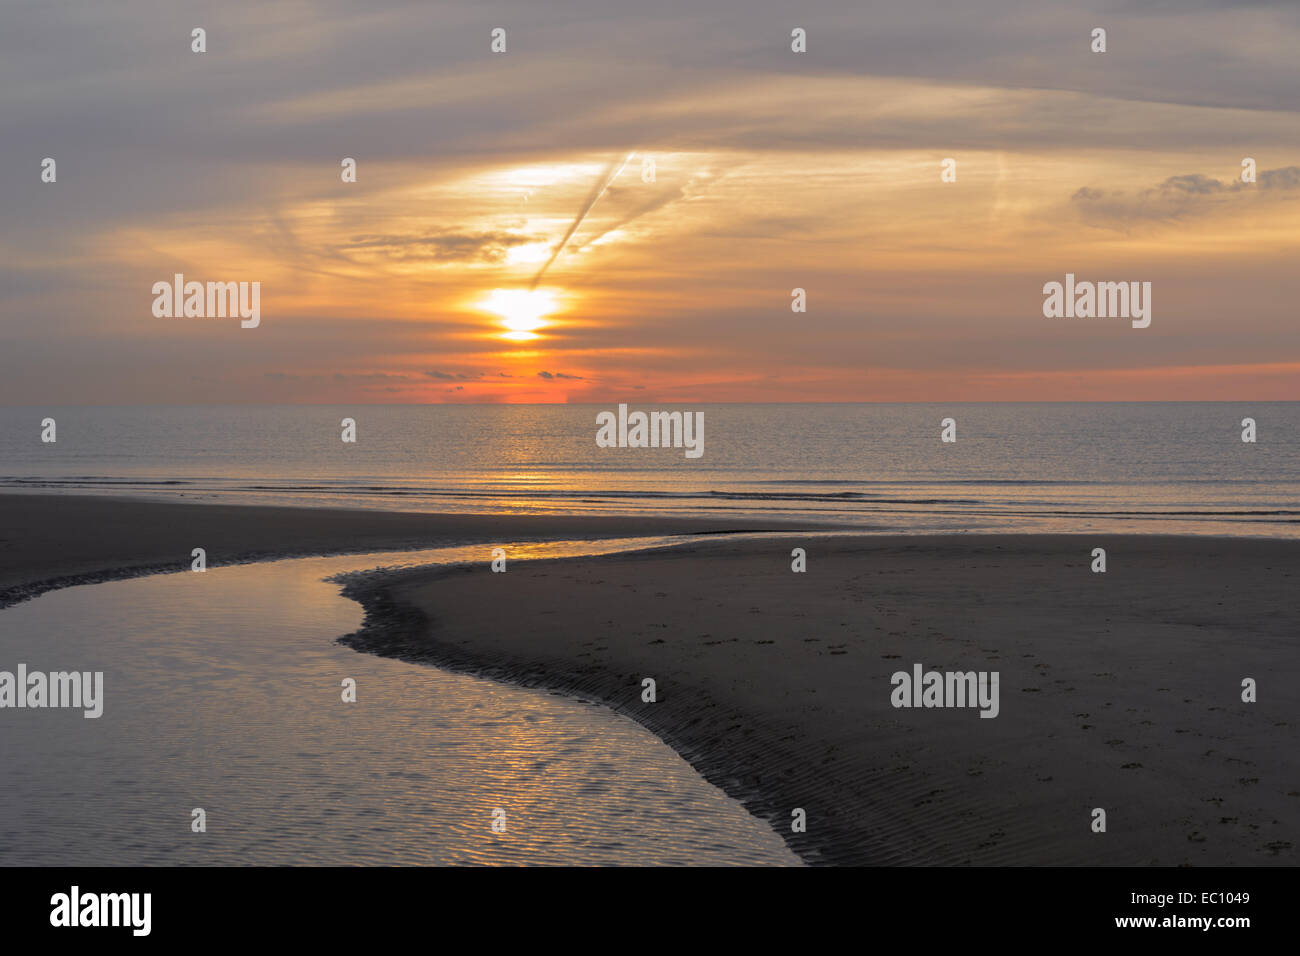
[1071,166,1300,225]
[4,1,1300,404]
[1158,174,1228,196]
[339,231,542,264]
[1260,166,1300,189]
[332,371,413,382]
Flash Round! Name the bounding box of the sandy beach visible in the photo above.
[2,493,1295,866]
[0,493,795,608]
[340,533,1299,866]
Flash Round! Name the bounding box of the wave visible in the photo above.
[2,475,1297,520]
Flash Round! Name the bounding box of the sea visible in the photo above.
[2,402,1297,536]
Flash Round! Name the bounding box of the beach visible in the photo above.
[0,493,792,608]
[2,493,1295,866]
[341,533,1299,866]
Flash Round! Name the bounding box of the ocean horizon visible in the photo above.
[3,402,1297,536]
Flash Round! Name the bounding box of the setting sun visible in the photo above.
[480,288,558,340]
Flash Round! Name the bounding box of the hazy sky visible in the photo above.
[3,0,1298,403]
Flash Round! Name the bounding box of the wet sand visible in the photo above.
[340,534,1299,866]
[0,492,796,608]
[2,493,1294,866]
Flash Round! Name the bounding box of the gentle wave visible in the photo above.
[2,476,1297,516]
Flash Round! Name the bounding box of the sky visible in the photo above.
[2,0,1298,404]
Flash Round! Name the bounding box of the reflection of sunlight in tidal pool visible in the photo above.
[0,539,801,866]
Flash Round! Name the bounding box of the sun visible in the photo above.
[480,288,557,340]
